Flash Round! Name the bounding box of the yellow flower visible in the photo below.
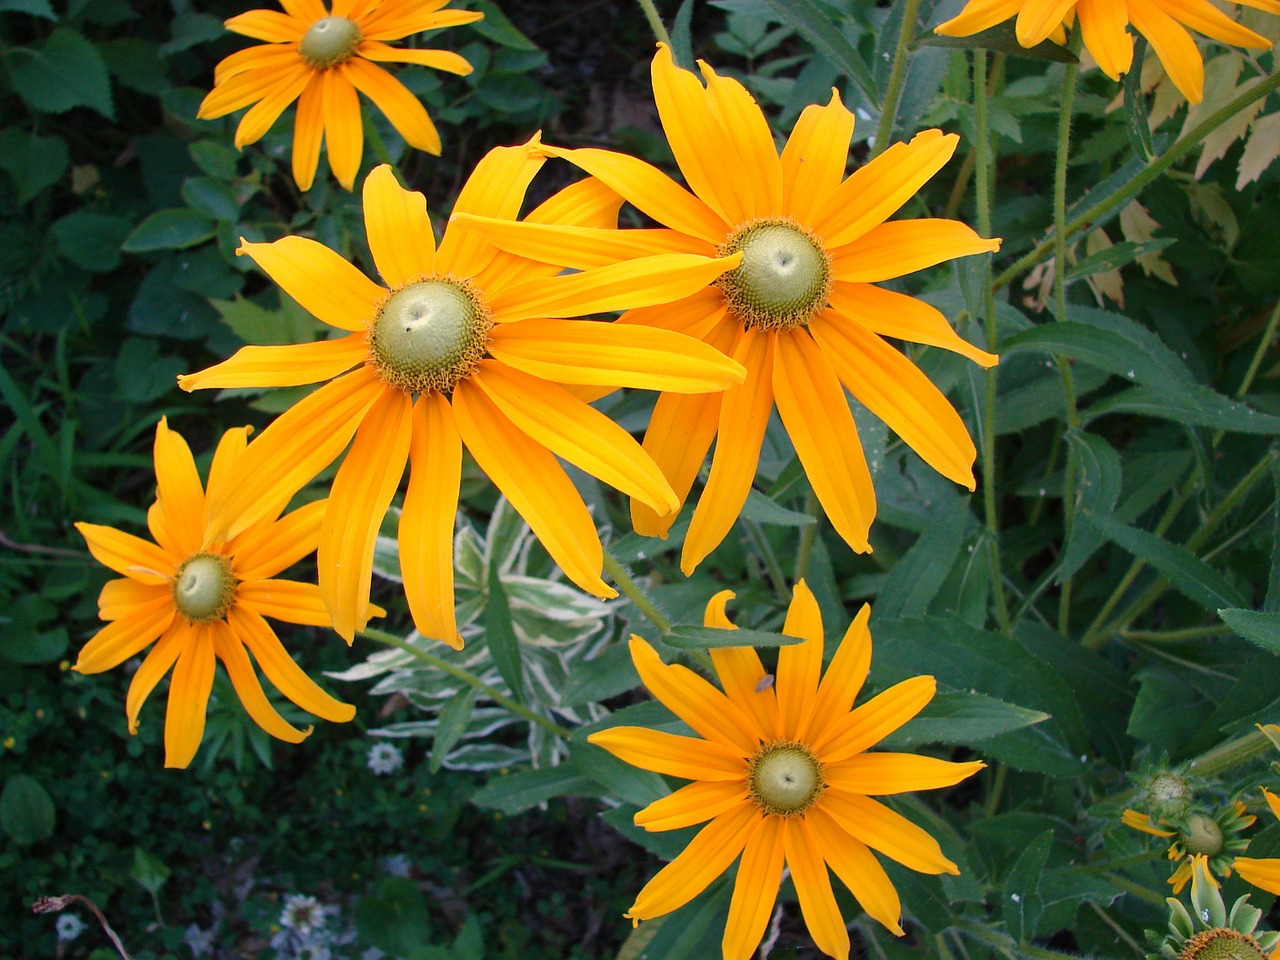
[197,0,483,191]
[458,45,999,574]
[74,419,363,768]
[588,583,984,960]
[179,143,746,647]
[1122,802,1256,892]
[934,0,1279,104]
[1235,789,1280,895]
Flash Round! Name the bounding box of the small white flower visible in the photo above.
[366,742,404,776]
[184,923,216,957]
[56,913,87,942]
[279,894,327,935]
[382,854,412,877]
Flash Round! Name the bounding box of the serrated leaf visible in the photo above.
[158,12,225,55]
[1083,511,1247,612]
[882,691,1049,748]
[469,0,537,50]
[10,28,114,118]
[1066,238,1176,280]
[876,495,969,620]
[0,775,55,845]
[429,687,476,772]
[1219,609,1280,655]
[0,129,68,203]
[1003,829,1053,942]
[760,0,879,107]
[485,564,525,703]
[1085,384,1280,434]
[663,625,804,650]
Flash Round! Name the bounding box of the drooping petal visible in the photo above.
[1128,0,1205,102]
[810,131,958,249]
[1161,0,1274,46]
[125,619,187,734]
[821,791,959,875]
[772,328,875,552]
[229,499,327,581]
[1014,0,1078,46]
[682,329,775,575]
[831,219,1000,283]
[152,418,206,555]
[198,59,305,119]
[228,604,356,722]
[780,89,855,224]
[801,604,872,743]
[1077,0,1134,80]
[223,10,306,43]
[785,818,852,960]
[775,579,825,739]
[827,282,997,367]
[76,522,174,584]
[75,601,176,674]
[487,319,744,393]
[318,387,412,641]
[357,40,474,73]
[814,675,937,762]
[628,636,763,753]
[236,579,334,627]
[811,312,978,490]
[97,579,171,621]
[203,368,385,542]
[343,58,441,154]
[541,144,728,246]
[162,622,218,768]
[233,63,313,149]
[473,361,678,514]
[1235,856,1280,895]
[359,6,483,40]
[399,392,463,648]
[824,753,986,794]
[451,379,613,598]
[627,803,761,921]
[699,58,783,222]
[291,73,325,192]
[934,0,1024,37]
[587,725,748,781]
[634,780,751,832]
[722,815,785,960]
[212,619,310,743]
[1121,809,1178,837]
[214,44,306,85]
[363,164,435,288]
[806,807,904,935]
[321,65,364,191]
[177,335,369,391]
[235,236,385,332]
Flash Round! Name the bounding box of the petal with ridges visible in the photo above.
[162,622,217,768]
[776,579,825,739]
[1128,0,1204,103]
[802,604,872,742]
[237,579,334,627]
[76,522,175,584]
[822,791,959,875]
[451,380,614,598]
[1234,857,1280,895]
[229,604,356,722]
[75,601,176,674]
[629,636,763,753]
[360,7,483,40]
[722,815,785,960]
[806,807,903,935]
[811,313,978,489]
[357,40,474,73]
[704,593,783,741]
[682,330,775,575]
[322,66,363,191]
[452,216,711,271]
[178,335,369,392]
[1077,0,1134,79]
[223,10,306,42]
[588,725,748,781]
[772,329,875,552]
[198,59,304,119]
[781,90,855,224]
[126,620,187,735]
[814,675,936,762]
[292,73,324,191]
[153,418,206,555]
[635,780,750,832]
[811,131,957,249]
[230,499,326,581]
[474,361,677,512]
[699,59,783,222]
[827,282,997,366]
[1158,0,1272,47]
[527,176,623,228]
[934,0,1023,37]
[1014,0,1077,46]
[619,287,726,338]
[233,63,313,148]
[628,804,760,921]
[206,427,252,504]
[631,379,723,539]
[343,58,441,154]
[400,392,463,648]
[214,43,298,85]
[831,219,1000,283]
[363,164,435,288]
[318,388,412,641]
[212,619,310,743]
[824,754,986,794]
[236,236,385,332]
[204,368,385,542]
[785,818,852,960]
[98,579,170,621]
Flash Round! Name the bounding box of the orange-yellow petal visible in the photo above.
[342,58,441,155]
[699,58,783,223]
[801,604,872,743]
[292,72,325,192]
[1078,0,1134,80]
[775,579,825,740]
[1129,0,1204,103]
[1015,0,1077,47]
[831,219,1001,283]
[618,287,727,339]
[224,9,306,42]
[821,791,959,875]
[162,622,217,768]
[785,817,852,960]
[177,335,369,392]
[212,618,311,743]
[97,579,171,621]
[1121,809,1178,837]
[153,417,206,555]
[363,164,435,288]
[236,579,335,627]
[587,725,748,781]
[827,282,997,367]
[631,380,723,539]
[814,675,937,762]
[76,522,174,584]
[824,753,986,794]
[321,65,363,191]
[233,63,312,148]
[229,499,328,581]
[934,0,1023,37]
[723,815,785,960]
[634,779,750,832]
[359,5,483,41]
[125,619,186,735]
[806,806,904,935]
[1235,856,1280,895]
[75,600,176,674]
[198,59,303,119]
[780,89,856,224]
[451,215,711,271]
[236,236,385,333]
[357,39,473,74]
[206,426,252,502]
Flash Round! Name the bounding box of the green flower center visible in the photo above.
[299,16,361,69]
[1179,929,1268,960]
[172,553,237,623]
[1183,815,1225,857]
[368,278,492,396]
[717,218,831,332]
[748,741,824,816]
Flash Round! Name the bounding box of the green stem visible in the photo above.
[1120,625,1233,643]
[360,627,572,739]
[634,0,671,47]
[1235,298,1280,402]
[1188,728,1272,778]
[1099,872,1165,908]
[793,491,820,582]
[1085,901,1145,956]
[603,551,672,635]
[871,0,922,160]
[992,69,1280,293]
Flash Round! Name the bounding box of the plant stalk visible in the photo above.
[872,0,922,159]
[634,0,672,47]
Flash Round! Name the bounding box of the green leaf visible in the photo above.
[0,596,69,664]
[10,28,114,118]
[1123,37,1155,161]
[356,878,432,957]
[1003,829,1053,943]
[51,211,132,272]
[100,38,168,95]
[1269,461,1280,613]
[429,687,476,772]
[1058,431,1122,580]
[210,295,323,345]
[0,775,55,845]
[0,128,69,203]
[875,495,969,620]
[181,177,240,222]
[0,0,55,18]
[469,1,538,50]
[569,741,668,807]
[1000,321,1186,388]
[122,208,216,252]
[1219,609,1280,655]
[739,488,815,526]
[471,766,601,815]
[663,625,804,650]
[1085,385,1280,435]
[883,691,1049,749]
[130,847,170,895]
[670,0,695,70]
[760,0,879,108]
[159,12,226,55]
[113,337,188,403]
[921,22,1078,63]
[1066,239,1176,280]
[485,565,525,703]
[1083,511,1248,611]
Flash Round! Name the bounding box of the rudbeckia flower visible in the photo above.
[458,45,999,574]
[197,0,483,191]
[588,583,984,960]
[180,141,746,647]
[1122,802,1256,891]
[934,0,1280,104]
[1235,789,1280,895]
[74,419,362,768]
